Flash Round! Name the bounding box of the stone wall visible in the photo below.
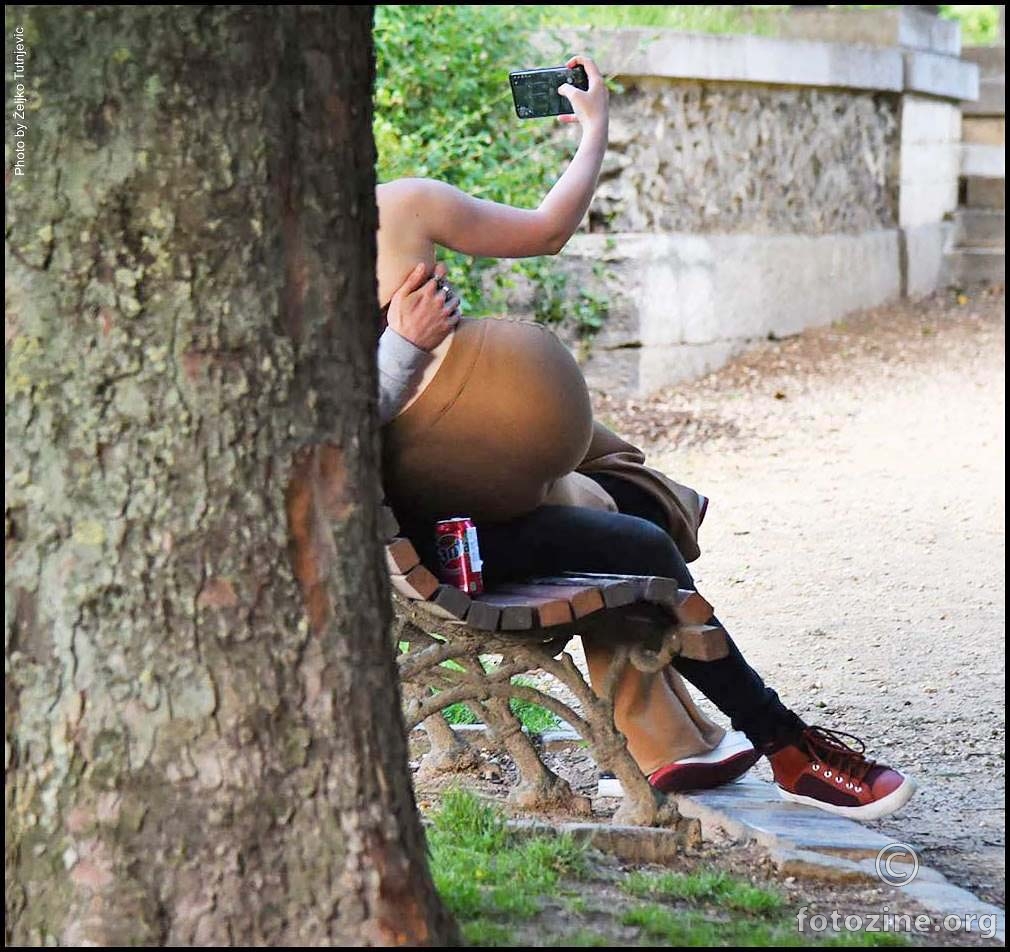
[504,18,981,395]
[593,80,899,236]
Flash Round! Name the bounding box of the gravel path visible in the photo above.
[594,285,1006,907]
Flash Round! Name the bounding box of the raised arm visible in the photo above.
[383,55,609,260]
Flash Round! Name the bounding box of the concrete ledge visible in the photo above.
[962,116,1005,146]
[902,221,956,298]
[904,50,980,101]
[945,248,1006,285]
[561,230,900,393]
[765,7,961,57]
[507,818,696,864]
[954,208,1006,247]
[962,46,1007,79]
[962,78,1006,116]
[966,177,1006,210]
[535,27,903,93]
[961,143,1006,178]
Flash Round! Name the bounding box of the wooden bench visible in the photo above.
[384,506,728,830]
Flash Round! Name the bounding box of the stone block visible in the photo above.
[962,46,1007,80]
[962,78,1006,117]
[900,95,961,145]
[896,7,962,56]
[899,141,960,184]
[638,342,744,393]
[961,143,1006,178]
[945,248,1006,285]
[962,117,1005,146]
[533,28,903,93]
[899,178,959,228]
[756,7,960,56]
[904,50,980,101]
[679,779,902,859]
[965,176,1006,209]
[954,208,1005,247]
[515,230,903,396]
[902,221,956,297]
[574,344,642,396]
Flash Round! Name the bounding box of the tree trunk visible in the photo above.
[5,6,458,945]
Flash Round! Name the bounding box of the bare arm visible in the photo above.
[384,54,609,260]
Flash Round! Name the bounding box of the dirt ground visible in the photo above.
[592,284,1006,907]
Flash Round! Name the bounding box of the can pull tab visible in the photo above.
[465,525,483,571]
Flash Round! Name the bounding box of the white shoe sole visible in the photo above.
[778,774,918,821]
[676,731,753,766]
[597,731,757,798]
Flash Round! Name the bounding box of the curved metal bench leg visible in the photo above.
[416,706,482,779]
[476,696,591,816]
[535,644,698,840]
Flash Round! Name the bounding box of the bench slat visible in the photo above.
[677,624,729,661]
[545,575,638,608]
[465,600,506,631]
[559,572,712,624]
[385,537,421,575]
[496,581,605,619]
[424,584,472,621]
[473,592,571,628]
[390,564,440,601]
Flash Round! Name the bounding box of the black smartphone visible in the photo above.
[509,64,589,119]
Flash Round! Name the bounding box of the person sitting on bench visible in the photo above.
[373,55,915,819]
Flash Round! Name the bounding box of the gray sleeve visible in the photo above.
[377,326,434,425]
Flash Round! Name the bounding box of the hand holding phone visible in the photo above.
[509,64,589,119]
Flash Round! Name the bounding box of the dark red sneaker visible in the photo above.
[598,731,760,797]
[768,726,916,820]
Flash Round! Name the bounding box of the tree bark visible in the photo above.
[5,6,458,945]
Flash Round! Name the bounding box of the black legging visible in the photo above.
[398,474,804,749]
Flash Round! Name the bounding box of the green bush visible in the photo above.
[374,5,563,316]
[940,5,1002,45]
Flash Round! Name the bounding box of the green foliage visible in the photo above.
[428,792,909,946]
[537,4,782,34]
[427,788,588,922]
[374,5,564,316]
[622,868,784,915]
[441,701,481,725]
[939,5,1002,45]
[508,675,561,733]
[619,902,909,946]
[462,919,516,946]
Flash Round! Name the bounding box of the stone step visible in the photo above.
[945,247,1006,285]
[962,77,1005,118]
[965,176,1006,209]
[962,46,1006,80]
[962,143,1006,178]
[962,116,1004,146]
[954,208,1006,247]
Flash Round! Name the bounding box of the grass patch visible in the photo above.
[619,902,909,947]
[429,787,587,923]
[427,790,909,947]
[442,702,481,725]
[623,868,784,915]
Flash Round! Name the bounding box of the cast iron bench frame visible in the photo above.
[383,505,728,829]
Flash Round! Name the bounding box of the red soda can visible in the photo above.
[434,516,484,594]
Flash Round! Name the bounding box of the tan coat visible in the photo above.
[543,421,705,563]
